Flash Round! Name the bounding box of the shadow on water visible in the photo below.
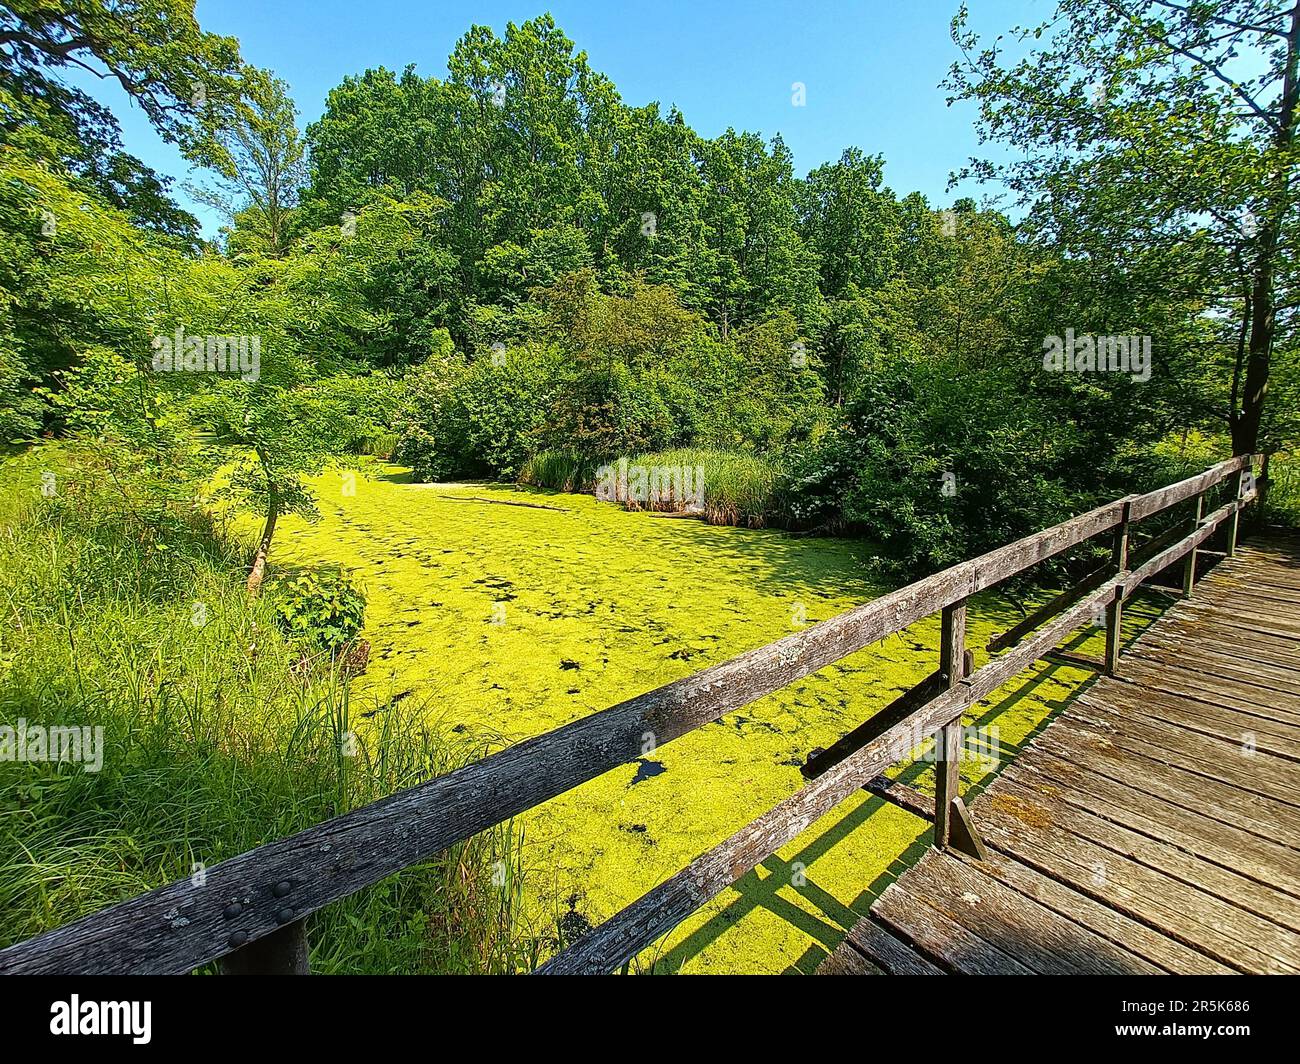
[635,590,1172,975]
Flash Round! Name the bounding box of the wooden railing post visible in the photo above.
[1182,491,1205,597]
[933,601,967,850]
[218,919,309,975]
[1104,501,1131,674]
[1226,461,1251,557]
[1258,453,1272,530]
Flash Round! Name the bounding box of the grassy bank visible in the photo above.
[0,445,530,973]
[1265,451,1300,526]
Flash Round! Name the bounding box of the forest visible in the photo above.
[1,0,1298,977]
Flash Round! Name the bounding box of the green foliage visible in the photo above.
[1265,451,1300,527]
[524,446,785,527]
[0,445,529,971]
[783,356,1080,576]
[944,0,1299,456]
[300,16,821,341]
[272,567,366,652]
[1,1,244,160]
[542,360,675,461]
[395,272,827,481]
[191,67,307,257]
[394,347,553,480]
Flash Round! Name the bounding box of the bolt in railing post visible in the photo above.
[933,600,967,850]
[218,919,310,975]
[1104,501,1131,675]
[1183,491,1205,597]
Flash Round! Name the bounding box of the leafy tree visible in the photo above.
[301,16,826,340]
[200,374,371,596]
[946,0,1300,454]
[192,67,307,257]
[699,130,821,333]
[0,0,244,162]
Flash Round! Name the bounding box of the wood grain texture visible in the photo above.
[822,533,1300,975]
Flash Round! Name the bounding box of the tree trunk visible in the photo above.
[246,471,279,598]
[1235,3,1300,456]
[1232,254,1273,456]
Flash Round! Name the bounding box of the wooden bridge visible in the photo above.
[820,533,1300,975]
[0,453,1292,975]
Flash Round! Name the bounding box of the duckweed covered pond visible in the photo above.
[265,462,1157,973]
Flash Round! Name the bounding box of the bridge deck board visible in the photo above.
[819,534,1300,975]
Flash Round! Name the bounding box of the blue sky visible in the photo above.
[67,0,1043,233]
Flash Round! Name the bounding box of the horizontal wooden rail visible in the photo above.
[987,559,1113,653]
[537,463,1257,974]
[864,776,935,819]
[1124,494,1252,592]
[0,456,1258,975]
[537,588,1117,974]
[800,652,972,780]
[1126,455,1249,522]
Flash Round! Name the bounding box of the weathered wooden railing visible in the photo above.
[0,456,1260,975]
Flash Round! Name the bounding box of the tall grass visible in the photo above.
[353,430,401,459]
[628,447,782,526]
[522,447,785,527]
[518,450,602,494]
[0,445,533,973]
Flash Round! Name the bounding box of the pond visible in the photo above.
[269,462,1145,973]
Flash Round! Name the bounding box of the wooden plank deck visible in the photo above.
[820,534,1300,975]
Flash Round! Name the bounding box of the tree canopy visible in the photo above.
[3,4,1296,579]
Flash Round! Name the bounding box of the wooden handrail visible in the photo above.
[537,584,1119,974]
[537,459,1258,974]
[1127,455,1250,521]
[0,456,1258,975]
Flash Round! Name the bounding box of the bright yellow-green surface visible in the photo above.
[263,462,1151,973]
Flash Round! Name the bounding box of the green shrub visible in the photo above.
[540,362,676,461]
[394,347,555,480]
[352,430,401,458]
[392,277,831,484]
[782,357,1081,577]
[272,567,367,652]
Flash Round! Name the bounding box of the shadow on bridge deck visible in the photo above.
[820,533,1300,975]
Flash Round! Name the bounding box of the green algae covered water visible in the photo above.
[264,462,1147,973]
